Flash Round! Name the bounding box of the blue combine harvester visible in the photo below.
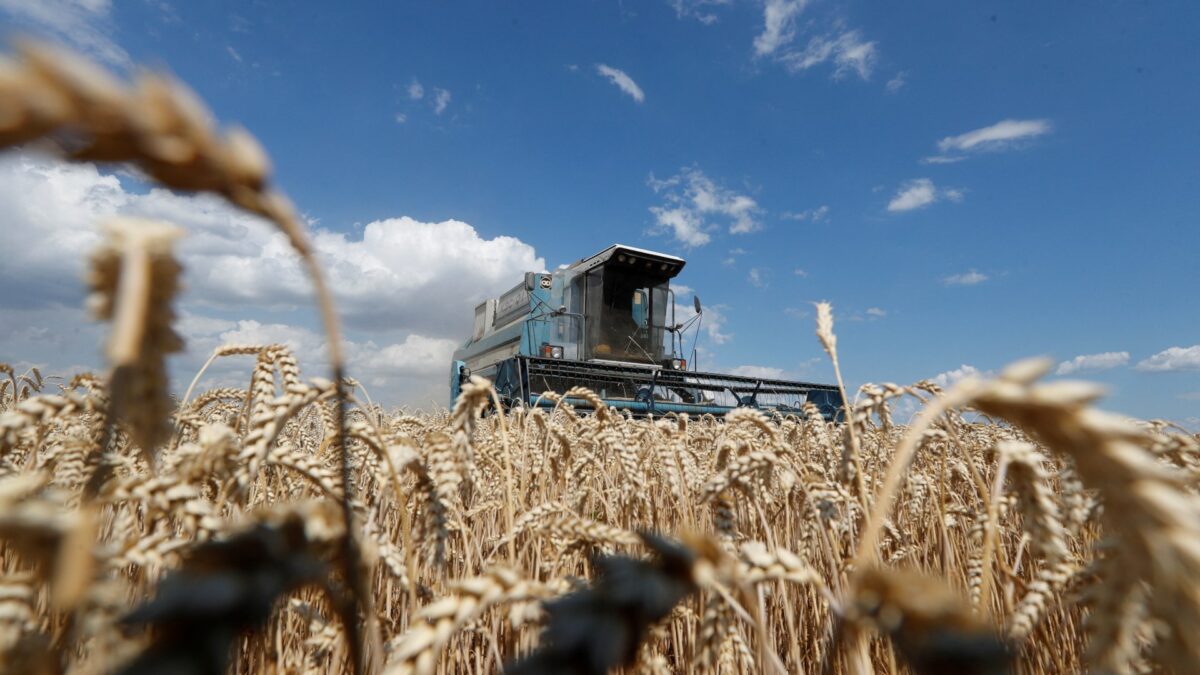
[449,244,845,419]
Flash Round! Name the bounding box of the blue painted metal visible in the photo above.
[530,396,758,417]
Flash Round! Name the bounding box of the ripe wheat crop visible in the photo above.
[1,41,1197,675]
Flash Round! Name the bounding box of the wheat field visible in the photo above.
[1,41,1198,675]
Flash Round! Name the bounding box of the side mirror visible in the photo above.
[693,295,702,314]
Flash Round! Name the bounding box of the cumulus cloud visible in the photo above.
[649,207,709,247]
[1055,351,1130,375]
[671,287,731,345]
[648,167,761,246]
[866,307,886,318]
[925,118,1051,163]
[595,64,645,103]
[216,319,457,380]
[747,267,768,288]
[407,78,424,100]
[942,270,988,286]
[0,155,543,405]
[931,364,989,388]
[730,364,785,379]
[887,179,936,212]
[1136,345,1200,372]
[753,0,808,56]
[0,0,129,67]
[886,71,907,93]
[887,178,963,212]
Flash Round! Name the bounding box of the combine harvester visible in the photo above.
[450,244,845,419]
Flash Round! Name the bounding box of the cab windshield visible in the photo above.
[583,267,670,363]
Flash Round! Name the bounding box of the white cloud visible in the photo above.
[1136,345,1200,373]
[408,78,425,100]
[668,0,731,24]
[931,364,989,388]
[671,288,731,345]
[730,364,785,379]
[353,334,460,379]
[920,155,967,165]
[432,88,452,115]
[793,268,807,277]
[394,113,407,124]
[925,119,1052,162]
[886,71,907,93]
[784,307,808,319]
[174,318,458,402]
[1055,351,1130,375]
[779,29,877,80]
[648,167,761,247]
[887,178,963,212]
[866,307,886,318]
[226,46,242,62]
[941,270,989,286]
[753,0,808,56]
[595,64,645,103]
[751,1,878,83]
[216,320,457,381]
[938,119,1052,153]
[0,155,544,405]
[782,205,829,222]
[748,267,767,288]
[0,0,129,67]
[887,179,935,212]
[648,207,709,247]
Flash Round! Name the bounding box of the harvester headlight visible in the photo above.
[540,343,564,359]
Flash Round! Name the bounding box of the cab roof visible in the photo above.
[566,244,687,279]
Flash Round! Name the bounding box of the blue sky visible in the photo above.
[1,0,1198,423]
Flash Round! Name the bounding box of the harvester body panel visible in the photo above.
[450,244,844,419]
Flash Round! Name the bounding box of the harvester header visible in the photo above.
[450,243,844,418]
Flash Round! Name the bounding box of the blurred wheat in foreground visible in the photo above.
[1,41,1198,675]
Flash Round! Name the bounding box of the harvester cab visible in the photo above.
[450,244,845,419]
